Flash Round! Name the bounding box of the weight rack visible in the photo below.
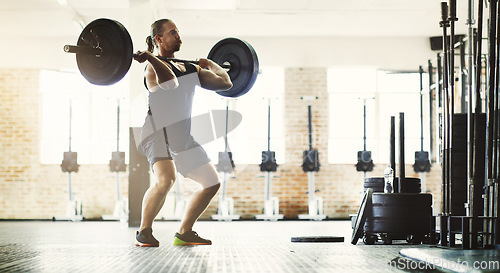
[427,0,499,249]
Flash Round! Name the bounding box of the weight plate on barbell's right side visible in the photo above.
[207,38,259,98]
[76,18,133,86]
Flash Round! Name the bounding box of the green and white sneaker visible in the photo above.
[173,230,212,245]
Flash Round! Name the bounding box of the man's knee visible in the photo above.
[154,173,176,194]
[202,182,220,198]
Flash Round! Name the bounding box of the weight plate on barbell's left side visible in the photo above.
[207,38,259,98]
[76,18,133,86]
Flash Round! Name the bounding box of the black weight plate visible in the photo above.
[369,218,431,234]
[207,38,259,97]
[364,177,384,183]
[398,178,421,193]
[372,206,432,218]
[371,193,432,207]
[364,177,384,192]
[351,188,372,245]
[291,236,344,243]
[76,18,133,85]
[364,186,384,193]
[364,177,421,193]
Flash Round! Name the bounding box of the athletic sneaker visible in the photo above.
[173,230,212,245]
[135,228,160,247]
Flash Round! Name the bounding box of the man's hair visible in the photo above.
[146,19,173,53]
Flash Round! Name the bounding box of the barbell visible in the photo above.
[64,18,259,98]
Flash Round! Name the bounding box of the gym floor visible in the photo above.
[0,220,438,273]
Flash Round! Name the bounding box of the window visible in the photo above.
[328,67,429,164]
[191,66,285,165]
[39,70,129,164]
[40,67,283,166]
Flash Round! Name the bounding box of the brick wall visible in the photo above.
[0,69,40,218]
[0,69,128,219]
[0,68,443,220]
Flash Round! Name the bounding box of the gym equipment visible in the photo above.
[353,98,375,232]
[351,188,372,245]
[351,189,436,245]
[291,236,344,243]
[364,177,385,193]
[60,102,80,174]
[212,100,240,221]
[298,96,326,221]
[356,151,373,172]
[442,113,487,246]
[260,151,278,172]
[413,66,431,194]
[484,0,500,247]
[471,0,484,230]
[102,100,128,221]
[364,177,421,194]
[422,0,500,249]
[300,97,320,173]
[216,152,235,173]
[64,18,259,98]
[467,0,486,249]
[355,98,374,173]
[433,0,498,249]
[439,2,451,231]
[363,193,433,245]
[61,152,79,173]
[215,101,236,175]
[398,112,406,193]
[208,38,259,98]
[446,1,458,231]
[55,101,83,222]
[428,60,435,162]
[256,98,284,221]
[302,150,320,172]
[413,66,431,174]
[352,113,435,245]
[109,151,126,172]
[399,177,422,194]
[390,116,397,184]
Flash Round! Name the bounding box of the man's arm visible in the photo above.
[134,51,179,92]
[197,58,233,91]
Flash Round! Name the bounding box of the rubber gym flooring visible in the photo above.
[0,220,496,273]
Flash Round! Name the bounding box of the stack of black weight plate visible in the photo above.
[360,176,432,245]
[363,193,432,244]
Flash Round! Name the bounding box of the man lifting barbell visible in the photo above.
[133,19,232,247]
[64,17,259,246]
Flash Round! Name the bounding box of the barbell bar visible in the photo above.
[63,18,259,98]
[63,45,232,70]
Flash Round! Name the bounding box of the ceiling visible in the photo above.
[1,0,472,39]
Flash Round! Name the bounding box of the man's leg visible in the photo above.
[178,162,220,234]
[139,159,176,231]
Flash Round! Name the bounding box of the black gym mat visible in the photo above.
[291,236,344,243]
